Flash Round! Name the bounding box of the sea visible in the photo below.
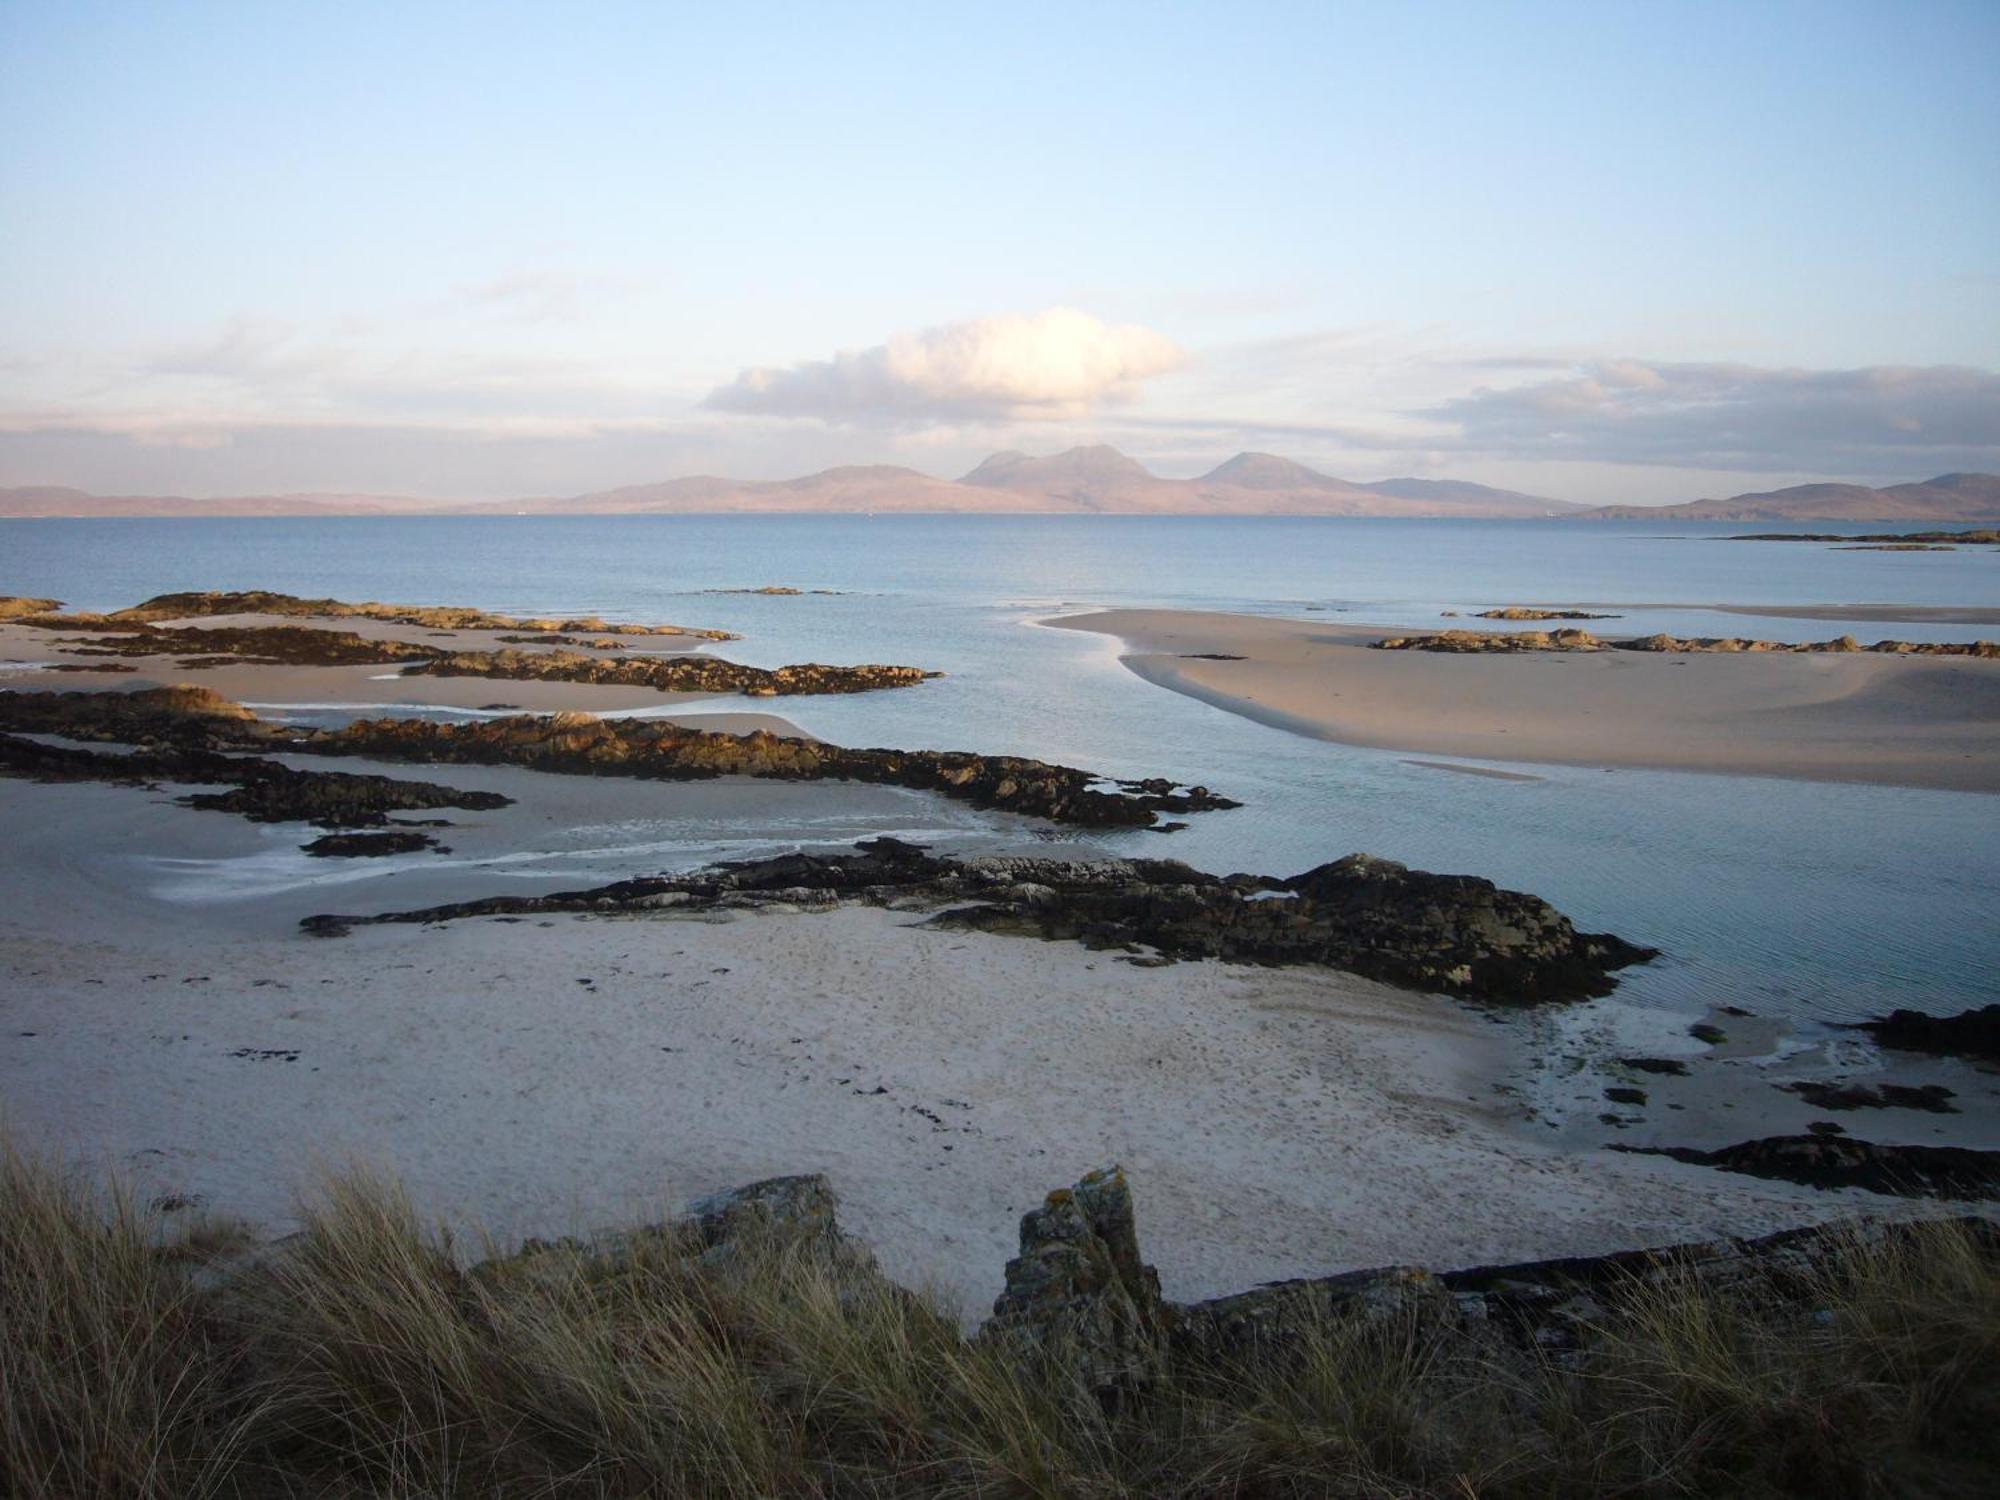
[5,514,1997,1035]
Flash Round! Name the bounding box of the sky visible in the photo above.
[1,0,1996,504]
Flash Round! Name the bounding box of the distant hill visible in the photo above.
[12,463,1996,521]
[0,486,449,518]
[1578,473,2000,522]
[955,447,1580,516]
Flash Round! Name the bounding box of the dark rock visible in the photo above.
[1619,1056,1690,1076]
[1782,1080,1958,1114]
[1856,1005,2000,1063]
[1604,1086,1648,1106]
[301,830,441,857]
[299,839,1652,1004]
[1474,608,1619,620]
[1618,1134,2000,1200]
[1690,1023,1727,1045]
[1374,628,1997,658]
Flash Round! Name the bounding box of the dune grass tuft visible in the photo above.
[3,1138,1995,1497]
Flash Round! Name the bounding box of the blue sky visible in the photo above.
[2,0,1995,501]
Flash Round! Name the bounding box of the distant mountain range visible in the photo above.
[1575,473,2000,523]
[3,455,1996,520]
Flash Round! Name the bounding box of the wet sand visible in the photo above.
[1052,609,2000,792]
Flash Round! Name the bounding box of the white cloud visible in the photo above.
[704,308,1186,424]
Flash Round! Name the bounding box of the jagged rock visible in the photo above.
[1856,1005,2000,1063]
[1619,1134,2000,1200]
[983,1166,1171,1398]
[1375,628,1605,653]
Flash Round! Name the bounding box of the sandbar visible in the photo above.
[1052,609,2000,792]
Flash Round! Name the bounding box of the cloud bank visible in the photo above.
[704,308,1185,423]
[1425,360,2000,473]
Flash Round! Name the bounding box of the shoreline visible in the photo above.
[0,772,1905,1314]
[1050,608,2000,793]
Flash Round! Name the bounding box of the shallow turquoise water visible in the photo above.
[5,514,1996,1027]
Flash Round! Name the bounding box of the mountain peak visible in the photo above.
[1200,452,1341,489]
[961,445,1154,488]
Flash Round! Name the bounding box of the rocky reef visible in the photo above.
[405,646,938,697]
[299,836,1654,1004]
[0,724,511,829]
[1375,628,1999,658]
[296,710,1235,827]
[0,686,1232,831]
[1857,1004,2000,1063]
[1472,607,1619,620]
[103,588,740,638]
[1619,1135,2000,1201]
[34,622,939,696]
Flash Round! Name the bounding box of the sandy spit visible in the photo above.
[1051,609,2000,794]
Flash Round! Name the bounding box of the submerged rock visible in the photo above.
[1474,607,1619,620]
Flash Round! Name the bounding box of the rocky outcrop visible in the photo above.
[0,595,63,619]
[299,712,1233,828]
[105,589,739,639]
[0,721,510,829]
[1376,628,1606,652]
[300,830,443,857]
[1856,1005,2000,1063]
[299,838,1652,1004]
[943,850,1654,1003]
[1473,608,1618,620]
[0,689,1233,831]
[1780,1081,1958,1114]
[974,1169,1992,1394]
[1620,1135,2000,1200]
[43,623,939,695]
[982,1167,1171,1398]
[406,646,938,697]
[1375,629,1999,658]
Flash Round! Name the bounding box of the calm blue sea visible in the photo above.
[5,515,1997,1029]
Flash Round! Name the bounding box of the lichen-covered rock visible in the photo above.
[983,1167,1171,1398]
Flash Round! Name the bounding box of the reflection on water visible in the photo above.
[9,515,1996,1028]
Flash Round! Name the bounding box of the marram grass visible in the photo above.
[3,1137,1996,1498]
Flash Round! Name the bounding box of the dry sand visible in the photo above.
[0,771,1895,1316]
[1052,609,2000,793]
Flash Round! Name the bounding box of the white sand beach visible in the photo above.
[1052,609,2000,793]
[0,769,1895,1317]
